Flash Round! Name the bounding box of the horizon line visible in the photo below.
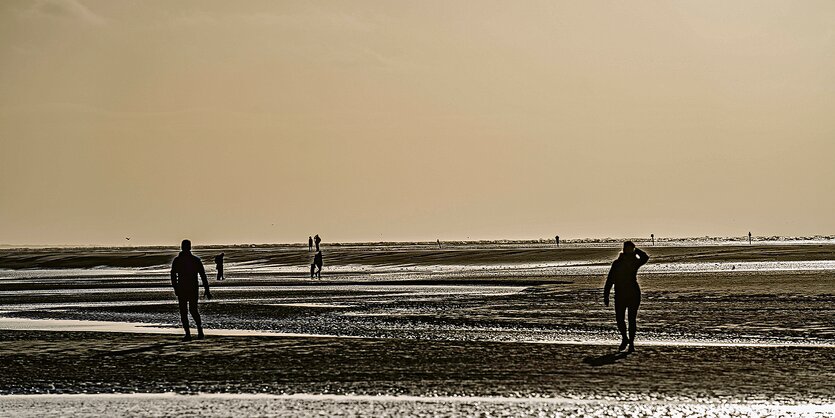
[2,234,834,250]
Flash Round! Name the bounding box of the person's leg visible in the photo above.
[310,263,315,278]
[627,299,640,352]
[188,294,204,338]
[614,300,628,349]
[178,297,191,339]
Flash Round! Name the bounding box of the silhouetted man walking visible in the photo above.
[308,236,313,252]
[171,239,212,341]
[314,234,321,251]
[604,241,649,353]
[310,250,323,279]
[214,252,224,281]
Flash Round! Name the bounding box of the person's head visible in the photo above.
[181,239,192,252]
[622,241,635,254]
[221,252,224,256]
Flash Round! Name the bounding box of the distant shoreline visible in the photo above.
[1,240,834,270]
[1,235,833,250]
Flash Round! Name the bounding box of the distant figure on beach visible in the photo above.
[314,234,321,251]
[603,241,649,353]
[555,235,560,247]
[310,250,323,279]
[214,252,224,281]
[308,236,313,252]
[171,239,212,341]
[437,239,442,249]
[748,232,752,245]
[651,234,654,246]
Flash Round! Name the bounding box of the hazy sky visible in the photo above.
[1,1,834,245]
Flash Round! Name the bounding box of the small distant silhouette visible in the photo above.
[171,239,212,341]
[555,235,560,247]
[651,234,654,246]
[310,250,323,279]
[437,239,442,249]
[214,252,225,281]
[308,236,313,252]
[748,231,752,245]
[603,241,649,353]
[125,237,131,241]
[314,234,321,251]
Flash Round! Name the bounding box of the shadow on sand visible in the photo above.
[582,352,630,367]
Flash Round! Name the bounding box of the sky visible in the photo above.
[1,0,834,246]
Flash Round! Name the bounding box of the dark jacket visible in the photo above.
[313,251,323,267]
[171,251,209,297]
[604,249,649,303]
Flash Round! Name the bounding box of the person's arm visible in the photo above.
[170,260,178,295]
[199,260,212,299]
[603,262,615,306]
[635,248,649,267]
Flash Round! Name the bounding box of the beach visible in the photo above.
[6,0,834,414]
[0,241,833,416]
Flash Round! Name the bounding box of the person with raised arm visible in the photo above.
[603,241,649,353]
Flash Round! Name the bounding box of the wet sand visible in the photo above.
[0,242,833,415]
[1,330,833,401]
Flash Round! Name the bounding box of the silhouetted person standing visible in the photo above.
[214,252,225,281]
[651,234,655,246]
[555,235,560,247]
[171,239,212,341]
[314,234,321,251]
[308,236,313,252]
[310,250,323,279]
[603,241,649,353]
[748,232,752,245]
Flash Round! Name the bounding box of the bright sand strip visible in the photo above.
[0,393,832,417]
[0,316,832,348]
[0,316,336,338]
